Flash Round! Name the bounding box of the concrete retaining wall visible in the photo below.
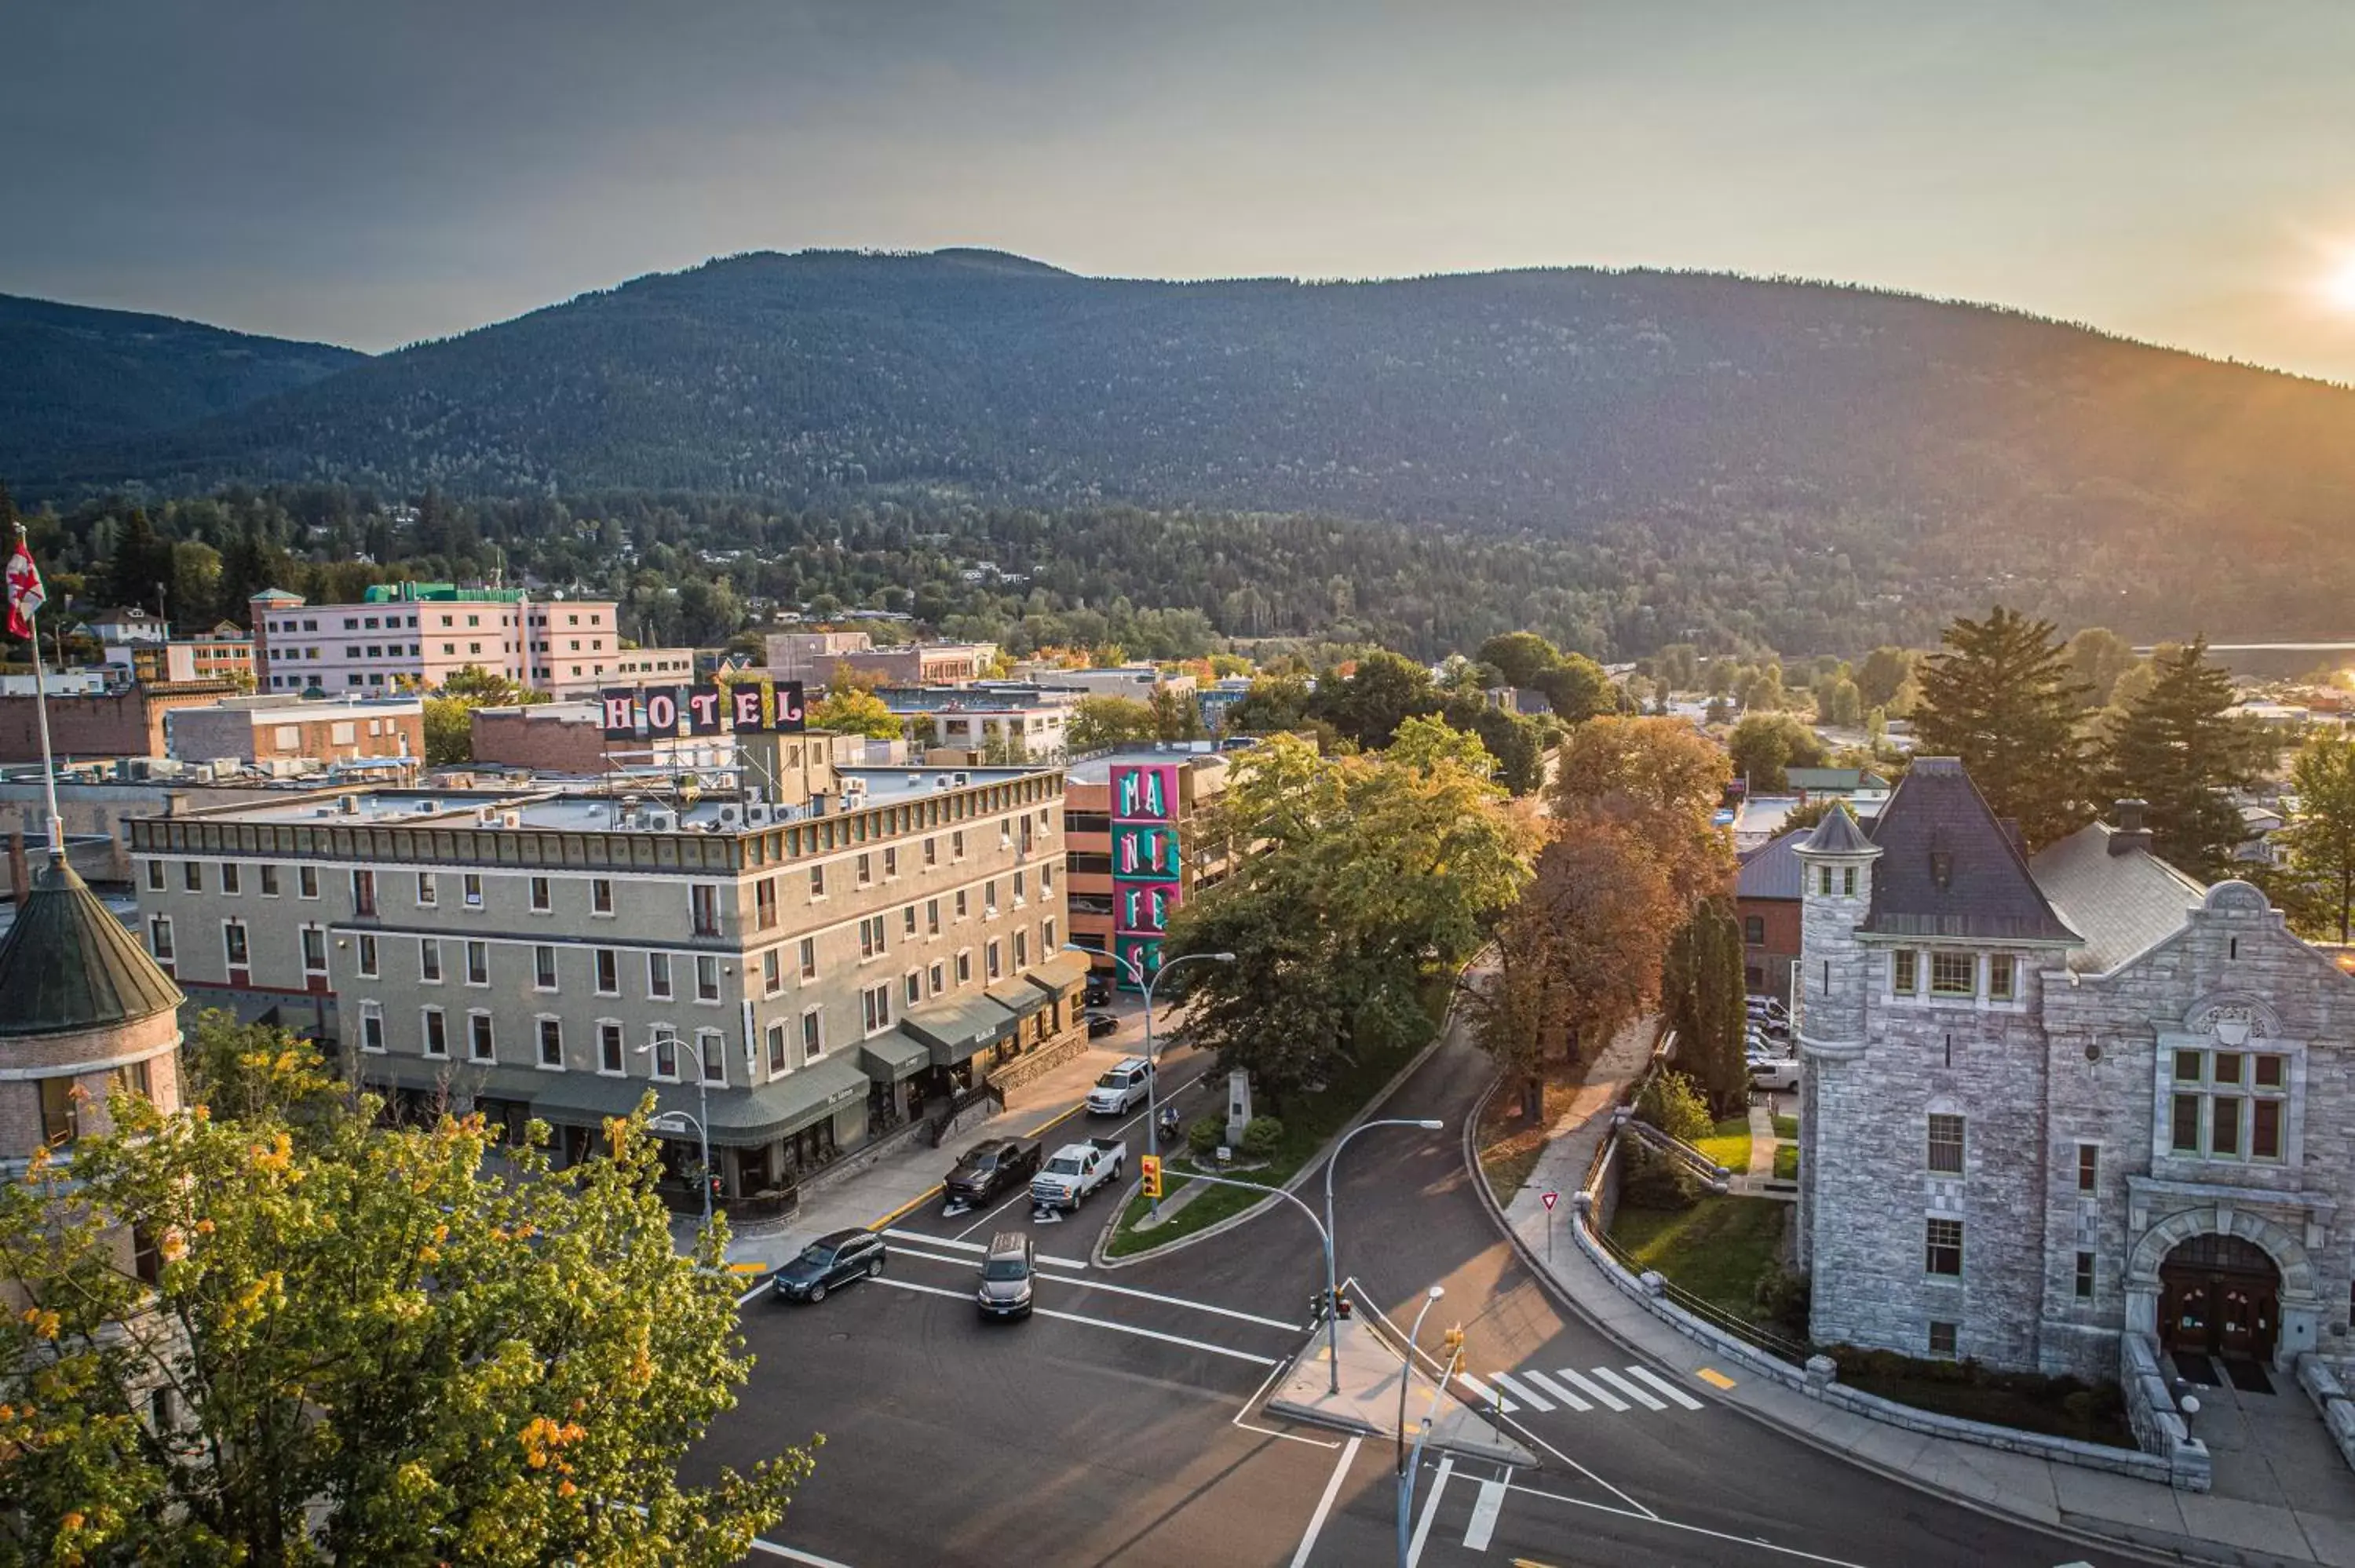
[2120,1333,2214,1490]
[2296,1353,2355,1475]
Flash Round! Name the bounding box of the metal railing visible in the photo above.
[927,1081,1006,1147]
[1588,1215,1813,1363]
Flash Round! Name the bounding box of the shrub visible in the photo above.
[1186,1116,1224,1158]
[1751,1267,1812,1340]
[1634,1070,1712,1145]
[1240,1116,1284,1159]
[1617,1137,1700,1212]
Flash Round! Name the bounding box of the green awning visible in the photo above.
[903,994,1020,1065]
[462,1056,870,1147]
[1024,949,1094,1001]
[985,975,1050,1018]
[857,1028,931,1083]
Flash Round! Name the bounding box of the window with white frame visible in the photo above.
[955,888,969,920]
[146,859,164,892]
[924,836,937,868]
[1040,862,1053,895]
[538,1016,564,1069]
[1013,930,1028,969]
[360,1002,385,1053]
[1925,1218,1962,1277]
[421,1007,447,1057]
[987,939,1002,980]
[1043,917,1057,950]
[698,1030,726,1085]
[956,950,972,985]
[301,925,327,976]
[149,915,174,964]
[929,960,945,996]
[762,948,781,995]
[259,863,279,896]
[801,1008,824,1062]
[417,870,436,907]
[599,1021,625,1074]
[860,915,886,961]
[592,877,615,916]
[798,937,816,979]
[927,899,941,937]
[462,873,483,908]
[903,905,918,939]
[650,1027,679,1080]
[1893,949,1919,994]
[420,937,442,983]
[648,952,673,1000]
[2169,1048,2288,1162]
[1988,954,2017,1001]
[857,852,873,887]
[356,934,379,979]
[595,948,619,994]
[466,940,489,986]
[809,864,826,899]
[862,983,892,1035]
[299,864,319,899]
[221,919,250,968]
[531,876,553,913]
[184,861,203,892]
[696,955,721,1002]
[221,862,241,896]
[767,1021,789,1074]
[904,971,921,1007]
[468,1012,495,1063]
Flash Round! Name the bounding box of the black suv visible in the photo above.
[770,1229,887,1304]
[944,1139,1042,1207]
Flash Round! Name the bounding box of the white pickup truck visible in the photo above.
[1030,1137,1126,1212]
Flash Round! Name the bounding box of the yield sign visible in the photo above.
[1540,1191,1560,1212]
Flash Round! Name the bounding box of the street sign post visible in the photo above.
[1541,1190,1559,1260]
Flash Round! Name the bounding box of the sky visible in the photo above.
[6,1,2355,381]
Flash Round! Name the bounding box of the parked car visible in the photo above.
[1031,1138,1127,1212]
[1086,1056,1153,1113]
[944,1139,1043,1208]
[975,1231,1037,1320]
[771,1229,887,1304]
[1750,1058,1802,1093]
[1085,1012,1123,1041]
[1084,984,1112,1008]
[1747,996,1789,1023]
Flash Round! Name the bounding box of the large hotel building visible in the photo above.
[126,742,1087,1206]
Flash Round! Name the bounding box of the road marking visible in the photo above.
[1592,1366,1668,1411]
[867,1275,1280,1366]
[1234,1357,1342,1449]
[1462,1478,1506,1552]
[1488,1371,1554,1413]
[885,1245,1298,1329]
[1505,1481,1871,1566]
[881,1228,1090,1271]
[1454,1372,1520,1414]
[1406,1456,1452,1568]
[735,1279,769,1307]
[1625,1366,1707,1410]
[1518,1370,1590,1412]
[868,1187,945,1230]
[727,1260,766,1275]
[951,1182,1037,1242]
[1696,1366,1737,1390]
[1552,1368,1628,1412]
[1287,1435,1361,1568]
[746,1541,855,1566]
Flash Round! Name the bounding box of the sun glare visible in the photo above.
[2328,253,2355,314]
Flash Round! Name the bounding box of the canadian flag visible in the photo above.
[5,538,45,640]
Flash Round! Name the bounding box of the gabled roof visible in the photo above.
[1799,802,1875,856]
[1858,758,2081,944]
[0,854,184,1039]
[1736,831,1805,901]
[2029,823,2206,974]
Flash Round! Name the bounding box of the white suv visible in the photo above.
[1087,1057,1154,1115]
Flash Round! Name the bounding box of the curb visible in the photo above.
[1091,976,1473,1270]
[1460,1072,2218,1568]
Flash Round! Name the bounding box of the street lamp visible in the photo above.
[1398,1283,1446,1568]
[639,1030,714,1229]
[1108,947,1235,1216]
[1322,1117,1445,1393]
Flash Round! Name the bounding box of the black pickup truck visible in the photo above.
[944,1138,1043,1208]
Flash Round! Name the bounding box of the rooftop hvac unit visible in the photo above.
[644,808,677,833]
[717,804,743,826]
[744,804,775,827]
[933,775,952,790]
[844,777,867,797]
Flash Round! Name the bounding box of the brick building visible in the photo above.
[164,695,425,769]
[1061,744,1235,986]
[0,681,243,763]
[1736,831,1805,999]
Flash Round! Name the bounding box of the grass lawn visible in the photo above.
[1108,974,1455,1257]
[1692,1117,1751,1173]
[1476,1067,1589,1202]
[1772,1114,1799,1140]
[1608,1195,1787,1318]
[1773,1143,1799,1181]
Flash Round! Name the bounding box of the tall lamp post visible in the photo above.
[1108,947,1234,1216]
[1397,1284,1447,1566]
[640,1030,714,1229]
[1321,1117,1445,1392]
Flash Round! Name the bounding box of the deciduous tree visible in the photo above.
[1552,717,1733,905]
[808,687,907,742]
[1068,695,1156,753]
[2273,736,2355,943]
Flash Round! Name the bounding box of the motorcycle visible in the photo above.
[1157,1106,1182,1145]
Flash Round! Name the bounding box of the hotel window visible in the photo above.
[862,983,893,1035]
[884,847,898,879]
[768,1021,789,1074]
[534,945,558,990]
[221,862,241,895]
[146,859,164,891]
[802,1009,824,1062]
[2170,1048,2288,1162]
[927,899,940,936]
[904,972,921,1007]
[422,1007,447,1058]
[352,869,376,917]
[356,934,379,979]
[651,1028,680,1081]
[2077,1143,2099,1193]
[595,948,619,994]
[987,939,1002,981]
[1926,1114,1964,1174]
[592,877,614,916]
[699,1030,726,1085]
[1927,1322,1959,1358]
[1929,952,1977,997]
[225,920,251,968]
[184,861,203,892]
[860,915,885,961]
[149,916,174,964]
[762,948,782,995]
[810,864,826,899]
[648,952,673,1000]
[462,873,484,908]
[299,865,319,899]
[924,837,937,869]
[417,870,436,907]
[1892,950,1919,994]
[755,877,778,931]
[957,950,972,984]
[531,876,553,913]
[538,1017,564,1069]
[952,830,966,860]
[600,1021,625,1074]
[903,905,918,938]
[39,1076,80,1148]
[2075,1252,2096,1301]
[259,863,279,896]
[696,955,721,1002]
[466,941,489,986]
[1988,955,2016,1002]
[929,961,945,995]
[360,1003,385,1054]
[468,1013,496,1063]
[1925,1218,1963,1278]
[799,938,816,980]
[857,853,873,887]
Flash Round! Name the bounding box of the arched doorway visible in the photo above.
[2160,1233,2280,1362]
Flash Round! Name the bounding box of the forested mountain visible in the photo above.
[0,295,363,465]
[12,247,2355,651]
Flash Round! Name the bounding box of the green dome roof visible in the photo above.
[0,855,184,1040]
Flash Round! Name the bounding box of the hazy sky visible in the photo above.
[6,1,2355,379]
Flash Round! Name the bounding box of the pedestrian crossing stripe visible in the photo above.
[1466,1364,1708,1417]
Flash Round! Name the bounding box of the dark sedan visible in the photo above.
[770,1229,887,1304]
[1086,1012,1120,1040]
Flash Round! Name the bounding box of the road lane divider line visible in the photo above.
[1519,1370,1590,1412]
[1625,1366,1707,1410]
[866,1276,1280,1366]
[746,1541,856,1566]
[1406,1456,1452,1568]
[1462,1478,1506,1552]
[1592,1367,1667,1412]
[882,1228,1089,1270]
[1287,1435,1362,1568]
[1488,1371,1554,1413]
[1552,1369,1627,1412]
[1502,1482,1870,1567]
[884,1244,1297,1329]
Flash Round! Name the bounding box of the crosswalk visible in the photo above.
[1456,1362,1707,1417]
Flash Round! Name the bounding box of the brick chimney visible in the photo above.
[2109,797,2152,856]
[6,831,25,908]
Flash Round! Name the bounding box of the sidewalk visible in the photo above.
[1265,1316,1533,1468]
[1495,1019,2355,1568]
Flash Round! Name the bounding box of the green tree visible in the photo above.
[2100,638,2269,880]
[1476,632,1561,691]
[0,1016,809,1565]
[1305,651,1441,749]
[422,664,548,764]
[1221,673,1313,735]
[1660,899,1748,1118]
[2065,626,2141,709]
[2274,736,2355,943]
[809,687,907,742]
[1853,647,1914,711]
[1912,606,2094,849]
[1534,654,1612,725]
[1148,684,1203,741]
[1067,695,1156,753]
[103,508,178,614]
[1812,675,1862,729]
[1439,694,1546,795]
[1726,713,1827,793]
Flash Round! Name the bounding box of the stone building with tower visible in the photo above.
[1795,760,2355,1380]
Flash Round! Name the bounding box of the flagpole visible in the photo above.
[13,523,64,858]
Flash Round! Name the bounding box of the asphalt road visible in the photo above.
[692,1034,2162,1567]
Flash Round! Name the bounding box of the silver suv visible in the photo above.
[1087,1056,1154,1115]
[976,1231,1036,1320]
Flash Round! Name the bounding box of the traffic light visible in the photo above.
[1442,1323,1466,1368]
[706,1175,724,1205]
[1139,1154,1162,1199]
[1334,1290,1353,1320]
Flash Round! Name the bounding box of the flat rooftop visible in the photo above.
[1062,744,1229,786]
